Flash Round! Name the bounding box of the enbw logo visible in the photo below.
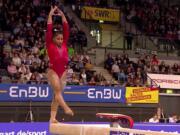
[87,88,122,100]
[9,86,49,98]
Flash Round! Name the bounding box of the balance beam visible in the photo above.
[49,123,179,135]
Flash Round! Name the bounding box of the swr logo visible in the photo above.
[95,10,110,18]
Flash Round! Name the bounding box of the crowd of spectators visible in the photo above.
[120,0,180,42]
[65,0,109,8]
[67,52,106,86]
[67,0,179,49]
[0,0,102,85]
[0,0,180,86]
[148,107,180,123]
[105,52,180,86]
[66,0,179,42]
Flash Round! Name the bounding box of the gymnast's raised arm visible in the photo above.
[56,9,69,45]
[46,6,58,46]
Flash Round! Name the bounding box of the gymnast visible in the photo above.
[46,6,74,123]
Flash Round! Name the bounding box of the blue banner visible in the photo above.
[64,85,125,103]
[0,122,179,135]
[0,84,52,102]
[0,84,125,103]
[0,122,50,135]
[134,123,180,132]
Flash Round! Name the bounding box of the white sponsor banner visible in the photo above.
[147,73,180,89]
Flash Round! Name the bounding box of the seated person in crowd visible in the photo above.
[149,114,159,123]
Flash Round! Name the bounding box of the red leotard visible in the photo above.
[46,22,69,78]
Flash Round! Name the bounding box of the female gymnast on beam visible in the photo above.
[46,6,74,123]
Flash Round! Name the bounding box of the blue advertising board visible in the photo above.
[0,122,49,135]
[0,84,125,103]
[109,123,180,134]
[0,122,179,135]
[133,123,180,133]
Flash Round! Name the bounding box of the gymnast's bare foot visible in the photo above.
[49,118,59,123]
[64,107,74,116]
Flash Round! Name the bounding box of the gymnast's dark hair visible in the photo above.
[52,28,63,38]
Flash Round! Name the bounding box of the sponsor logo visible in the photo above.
[88,88,122,100]
[153,79,180,84]
[110,131,144,135]
[9,86,49,98]
[0,130,47,135]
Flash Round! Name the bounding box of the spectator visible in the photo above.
[88,76,96,86]
[94,72,105,84]
[27,72,37,84]
[169,115,178,123]
[24,67,32,81]
[38,60,48,73]
[172,63,179,73]
[149,114,159,123]
[7,61,18,79]
[32,54,41,64]
[118,68,126,83]
[3,41,12,53]
[68,44,75,58]
[32,45,39,55]
[111,61,120,80]
[125,32,133,50]
[80,69,87,85]
[18,64,27,74]
[69,73,79,85]
[30,62,39,73]
[66,65,74,83]
[2,52,12,69]
[151,55,159,65]
[81,52,90,65]
[12,52,21,67]
[177,116,180,123]
[105,53,114,71]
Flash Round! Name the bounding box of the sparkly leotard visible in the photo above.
[46,22,69,78]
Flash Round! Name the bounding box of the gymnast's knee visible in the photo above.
[51,105,58,111]
[54,94,63,102]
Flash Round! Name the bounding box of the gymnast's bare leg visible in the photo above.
[46,6,74,123]
[48,69,74,123]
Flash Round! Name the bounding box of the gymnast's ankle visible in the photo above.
[49,118,59,123]
[64,107,74,116]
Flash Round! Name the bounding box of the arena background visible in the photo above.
[0,0,180,129]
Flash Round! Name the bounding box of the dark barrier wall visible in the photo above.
[159,95,180,116]
[1,94,179,122]
[0,104,157,122]
[0,95,179,122]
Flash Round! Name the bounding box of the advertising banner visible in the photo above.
[0,84,52,102]
[126,87,159,103]
[0,122,49,135]
[0,123,179,135]
[147,73,180,89]
[134,123,180,133]
[0,84,125,103]
[81,6,120,22]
